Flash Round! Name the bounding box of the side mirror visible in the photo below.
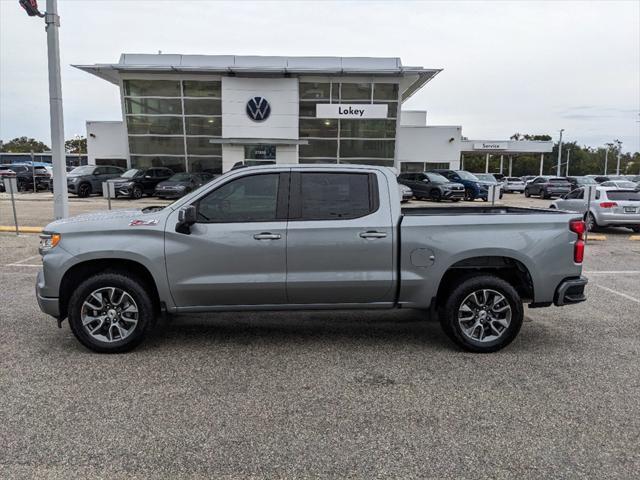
[176,205,197,234]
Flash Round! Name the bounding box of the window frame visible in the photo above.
[287,171,380,221]
[193,172,290,224]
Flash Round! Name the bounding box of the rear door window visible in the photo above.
[291,172,377,220]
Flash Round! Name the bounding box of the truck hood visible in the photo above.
[44,208,168,234]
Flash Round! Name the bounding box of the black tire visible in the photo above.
[77,183,92,198]
[541,190,550,199]
[464,189,475,201]
[452,198,461,202]
[68,273,155,353]
[131,185,143,199]
[431,189,442,202]
[631,226,640,233]
[585,212,598,232]
[439,275,524,353]
[524,189,530,198]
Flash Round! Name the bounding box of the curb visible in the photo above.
[0,226,43,234]
[587,234,607,241]
[630,235,640,241]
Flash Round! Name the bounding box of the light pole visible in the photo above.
[565,147,571,177]
[557,129,564,177]
[614,139,622,175]
[604,143,614,175]
[19,0,68,218]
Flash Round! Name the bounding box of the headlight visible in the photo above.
[39,232,61,254]
[69,177,79,183]
[176,185,186,190]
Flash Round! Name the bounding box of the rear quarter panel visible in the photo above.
[399,212,583,308]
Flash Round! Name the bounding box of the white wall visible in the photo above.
[222,77,299,140]
[86,121,128,166]
[397,125,462,169]
[400,110,427,127]
[221,144,299,172]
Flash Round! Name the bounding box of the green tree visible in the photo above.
[1,136,50,153]
[65,137,87,154]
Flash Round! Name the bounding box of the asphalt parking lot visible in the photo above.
[1,193,639,478]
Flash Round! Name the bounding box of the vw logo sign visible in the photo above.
[246,96,271,122]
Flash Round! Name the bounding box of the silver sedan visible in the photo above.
[551,186,640,232]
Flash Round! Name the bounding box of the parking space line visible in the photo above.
[12,255,40,265]
[584,271,640,275]
[594,285,640,304]
[5,263,41,268]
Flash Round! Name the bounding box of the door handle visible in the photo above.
[253,232,281,240]
[359,231,387,239]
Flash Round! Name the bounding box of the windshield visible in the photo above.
[607,191,640,201]
[122,169,142,178]
[426,173,449,183]
[475,174,497,182]
[506,177,521,181]
[549,178,569,183]
[456,171,480,181]
[69,166,94,175]
[614,181,638,189]
[169,173,192,182]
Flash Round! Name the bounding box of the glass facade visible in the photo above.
[122,78,400,172]
[298,81,398,166]
[124,79,222,173]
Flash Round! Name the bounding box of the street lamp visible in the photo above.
[556,129,564,177]
[614,139,622,175]
[18,0,68,219]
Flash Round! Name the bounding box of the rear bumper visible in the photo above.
[595,212,640,226]
[554,276,588,306]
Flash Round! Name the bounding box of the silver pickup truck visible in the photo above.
[36,165,588,353]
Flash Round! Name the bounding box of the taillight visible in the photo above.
[599,202,618,208]
[569,219,585,263]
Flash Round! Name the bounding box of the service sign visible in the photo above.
[474,142,508,150]
[316,103,388,119]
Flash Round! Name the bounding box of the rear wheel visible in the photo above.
[524,189,530,198]
[68,273,155,353]
[440,275,523,353]
[585,212,598,232]
[541,190,550,199]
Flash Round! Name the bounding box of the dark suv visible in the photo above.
[109,167,174,199]
[67,165,125,197]
[397,172,465,201]
[429,169,488,201]
[524,176,572,199]
[0,164,50,192]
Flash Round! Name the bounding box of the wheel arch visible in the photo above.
[434,255,535,307]
[59,258,161,320]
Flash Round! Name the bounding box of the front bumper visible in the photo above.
[443,189,465,199]
[554,276,588,306]
[36,269,60,318]
[155,189,185,199]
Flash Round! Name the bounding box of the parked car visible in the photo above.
[231,160,276,170]
[398,183,413,203]
[566,176,598,190]
[0,164,50,191]
[626,175,640,185]
[0,166,17,192]
[472,173,503,199]
[524,176,572,199]
[397,172,464,202]
[67,165,125,197]
[600,180,639,190]
[551,187,640,232]
[429,169,488,201]
[502,176,526,193]
[36,164,588,354]
[108,167,174,199]
[154,172,215,199]
[522,175,537,184]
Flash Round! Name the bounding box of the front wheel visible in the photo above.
[430,189,442,202]
[68,273,155,353]
[439,275,523,353]
[464,189,475,201]
[77,183,92,198]
[631,226,640,233]
[131,185,143,199]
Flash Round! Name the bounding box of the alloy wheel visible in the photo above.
[457,289,512,343]
[81,287,139,343]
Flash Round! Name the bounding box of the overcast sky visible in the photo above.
[1,0,638,152]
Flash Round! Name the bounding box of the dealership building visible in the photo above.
[76,54,551,175]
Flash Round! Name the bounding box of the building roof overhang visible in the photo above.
[73,54,441,103]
